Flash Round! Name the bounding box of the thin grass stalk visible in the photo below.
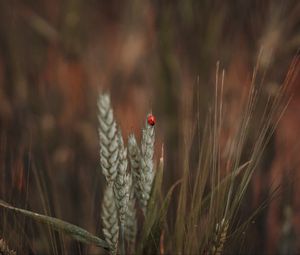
[31,162,59,254]
[186,119,213,253]
[210,62,220,213]
[224,72,259,218]
[120,224,125,255]
[175,122,195,252]
[230,65,290,221]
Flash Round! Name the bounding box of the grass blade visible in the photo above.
[0,199,109,249]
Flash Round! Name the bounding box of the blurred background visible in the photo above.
[0,0,299,254]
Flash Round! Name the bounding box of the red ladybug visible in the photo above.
[147,114,156,126]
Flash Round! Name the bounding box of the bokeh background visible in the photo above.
[0,0,299,254]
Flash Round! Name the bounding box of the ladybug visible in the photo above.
[147,114,156,126]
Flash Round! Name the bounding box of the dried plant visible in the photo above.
[211,219,229,255]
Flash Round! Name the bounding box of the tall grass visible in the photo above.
[170,58,294,254]
[0,56,296,254]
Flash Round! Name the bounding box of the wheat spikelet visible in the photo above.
[113,131,130,224]
[128,134,143,204]
[211,218,229,255]
[98,93,119,184]
[124,175,137,248]
[0,238,16,255]
[101,186,119,255]
[139,114,155,213]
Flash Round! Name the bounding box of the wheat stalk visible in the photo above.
[113,131,131,254]
[139,114,155,213]
[101,185,119,255]
[211,218,229,255]
[128,134,143,206]
[98,94,156,253]
[124,175,137,249]
[98,93,119,184]
[113,131,130,224]
[0,238,16,255]
[128,115,156,214]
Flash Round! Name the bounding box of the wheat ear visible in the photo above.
[113,131,131,254]
[101,186,119,255]
[128,134,143,205]
[211,218,229,255]
[139,114,155,213]
[0,238,16,255]
[113,131,130,224]
[124,175,137,249]
[98,93,119,184]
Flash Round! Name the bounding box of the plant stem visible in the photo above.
[120,223,125,255]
